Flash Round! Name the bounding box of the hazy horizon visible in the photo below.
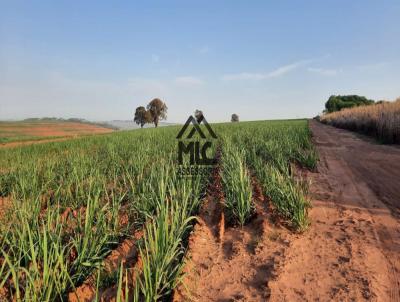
[1,1,399,123]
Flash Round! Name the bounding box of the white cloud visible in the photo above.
[221,59,313,81]
[308,67,340,76]
[151,54,160,63]
[268,61,306,78]
[174,76,204,86]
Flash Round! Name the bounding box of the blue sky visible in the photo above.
[1,1,399,122]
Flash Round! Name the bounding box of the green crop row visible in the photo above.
[220,139,254,226]
[0,119,316,301]
[211,120,316,231]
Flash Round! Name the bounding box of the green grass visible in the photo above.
[0,119,316,300]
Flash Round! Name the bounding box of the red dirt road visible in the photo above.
[269,121,400,301]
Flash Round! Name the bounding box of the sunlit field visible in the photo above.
[0,120,315,301]
[0,120,113,145]
[320,98,400,143]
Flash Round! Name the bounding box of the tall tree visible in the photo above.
[147,98,168,127]
[324,95,374,113]
[231,114,239,122]
[134,106,151,128]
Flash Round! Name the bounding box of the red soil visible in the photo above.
[0,122,113,148]
[0,197,11,217]
[268,121,400,301]
[66,203,141,302]
[68,230,143,302]
[173,165,293,301]
[1,137,71,148]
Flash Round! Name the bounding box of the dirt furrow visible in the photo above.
[173,166,292,301]
[68,230,143,302]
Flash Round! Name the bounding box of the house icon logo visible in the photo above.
[176,115,217,139]
[177,114,218,175]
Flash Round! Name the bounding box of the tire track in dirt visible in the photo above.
[268,120,400,301]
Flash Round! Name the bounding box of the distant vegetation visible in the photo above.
[194,109,203,122]
[231,114,239,122]
[134,98,168,128]
[21,117,118,130]
[321,97,400,144]
[324,95,375,113]
[133,106,152,128]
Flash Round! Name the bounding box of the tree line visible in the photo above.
[134,98,239,127]
[324,95,375,113]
